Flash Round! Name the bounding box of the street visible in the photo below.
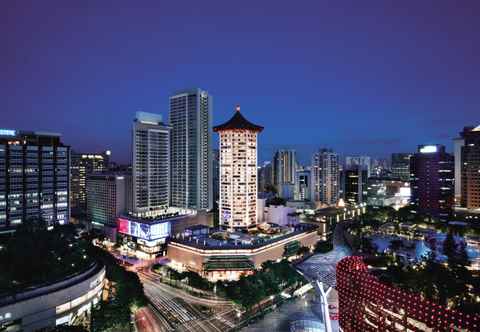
[137,269,237,332]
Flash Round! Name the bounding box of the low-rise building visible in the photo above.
[167,224,319,281]
[0,263,105,332]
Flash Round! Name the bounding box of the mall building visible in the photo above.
[167,223,319,281]
[0,263,105,332]
[116,207,212,259]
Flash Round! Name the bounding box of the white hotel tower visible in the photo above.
[213,106,263,232]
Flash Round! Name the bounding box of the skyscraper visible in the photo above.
[257,161,273,193]
[86,171,130,234]
[0,129,70,229]
[391,153,412,182]
[311,149,340,206]
[460,125,480,209]
[70,150,109,215]
[453,135,465,204]
[169,89,212,210]
[132,112,171,212]
[410,145,454,221]
[343,167,368,205]
[272,149,297,199]
[213,105,263,231]
[345,155,371,177]
[294,167,311,201]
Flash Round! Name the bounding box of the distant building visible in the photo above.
[0,129,70,230]
[132,112,171,212]
[213,106,263,231]
[86,172,132,237]
[366,177,410,208]
[345,155,371,177]
[453,135,465,204]
[343,167,368,205]
[169,89,212,211]
[272,150,297,199]
[70,151,109,215]
[258,161,273,193]
[460,125,480,210]
[410,145,454,221]
[294,167,311,201]
[391,153,412,182]
[311,149,340,206]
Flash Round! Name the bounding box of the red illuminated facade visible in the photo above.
[337,256,480,332]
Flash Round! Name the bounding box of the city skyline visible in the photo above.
[2,1,480,164]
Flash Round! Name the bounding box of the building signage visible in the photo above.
[117,218,170,240]
[419,145,438,153]
[0,129,16,136]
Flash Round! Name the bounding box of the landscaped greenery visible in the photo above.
[90,246,147,332]
[216,260,305,309]
[155,260,305,309]
[0,220,94,295]
[314,240,333,253]
[371,232,480,315]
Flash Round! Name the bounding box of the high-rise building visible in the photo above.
[132,112,171,212]
[343,167,368,205]
[391,153,412,182]
[453,136,465,204]
[311,149,340,206]
[86,172,131,235]
[70,150,109,215]
[345,155,371,177]
[258,161,273,193]
[272,149,297,199]
[460,125,480,209]
[0,129,70,229]
[169,89,212,210]
[213,105,263,231]
[294,167,311,201]
[410,145,454,221]
[212,148,220,205]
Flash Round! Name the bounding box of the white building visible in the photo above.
[86,172,131,238]
[169,89,213,210]
[132,112,171,212]
[213,106,263,231]
[345,155,372,177]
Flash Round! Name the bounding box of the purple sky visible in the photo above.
[1,1,479,164]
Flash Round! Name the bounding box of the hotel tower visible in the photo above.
[213,106,263,231]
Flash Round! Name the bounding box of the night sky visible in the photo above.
[1,1,479,164]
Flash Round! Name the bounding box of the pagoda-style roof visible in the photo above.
[213,105,264,132]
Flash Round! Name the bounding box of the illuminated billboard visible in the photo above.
[117,218,170,240]
[419,145,438,153]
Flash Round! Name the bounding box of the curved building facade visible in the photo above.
[337,256,479,332]
[0,263,105,332]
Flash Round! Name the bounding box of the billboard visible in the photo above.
[117,218,170,241]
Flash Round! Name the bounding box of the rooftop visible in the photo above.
[213,105,263,132]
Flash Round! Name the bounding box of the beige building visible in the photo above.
[167,225,319,281]
[213,106,264,231]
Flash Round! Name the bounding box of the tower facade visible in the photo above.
[272,149,297,199]
[169,89,212,210]
[410,144,454,221]
[460,125,480,209]
[213,106,263,231]
[132,112,171,212]
[311,148,340,206]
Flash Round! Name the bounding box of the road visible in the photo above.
[138,269,237,332]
